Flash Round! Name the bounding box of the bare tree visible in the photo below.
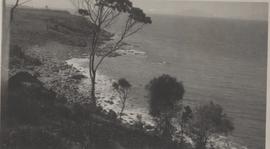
[188,101,234,149]
[112,78,131,118]
[177,105,193,143]
[10,0,32,23]
[146,74,185,140]
[70,0,152,105]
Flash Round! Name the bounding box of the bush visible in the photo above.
[146,74,185,117]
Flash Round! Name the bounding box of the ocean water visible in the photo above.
[72,15,267,149]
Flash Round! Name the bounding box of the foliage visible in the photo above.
[71,0,151,105]
[7,72,57,125]
[113,78,132,90]
[1,126,67,149]
[188,101,234,149]
[146,74,185,141]
[58,104,95,149]
[112,78,132,118]
[146,74,185,117]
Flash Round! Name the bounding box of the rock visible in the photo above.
[104,100,114,105]
[120,113,127,117]
[70,74,86,80]
[144,125,155,130]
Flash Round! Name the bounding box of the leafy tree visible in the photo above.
[112,78,131,118]
[188,101,234,149]
[146,74,185,140]
[146,74,185,117]
[70,0,152,105]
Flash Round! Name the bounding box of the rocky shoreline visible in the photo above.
[66,58,155,127]
[9,42,156,129]
[5,42,193,149]
[9,44,87,104]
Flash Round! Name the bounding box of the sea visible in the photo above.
[73,14,268,149]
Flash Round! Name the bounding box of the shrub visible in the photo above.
[146,74,185,117]
[188,101,234,149]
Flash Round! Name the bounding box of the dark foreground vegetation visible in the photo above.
[1,70,233,149]
[2,8,190,149]
[1,71,192,149]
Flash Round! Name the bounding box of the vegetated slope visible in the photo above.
[2,71,190,149]
[3,8,191,149]
[9,8,112,48]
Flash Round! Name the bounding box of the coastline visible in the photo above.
[66,57,155,127]
[65,57,248,149]
[6,7,266,149]
[8,40,250,149]
[10,41,155,127]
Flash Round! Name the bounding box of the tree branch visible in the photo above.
[94,38,124,72]
[18,0,32,6]
[124,23,144,38]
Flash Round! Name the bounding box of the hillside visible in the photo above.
[2,8,190,149]
[10,8,112,48]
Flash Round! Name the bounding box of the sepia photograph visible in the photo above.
[0,0,268,149]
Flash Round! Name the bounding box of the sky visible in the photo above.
[6,0,268,20]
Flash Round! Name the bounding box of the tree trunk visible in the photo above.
[90,76,96,106]
[119,91,128,118]
[119,100,126,119]
[10,0,19,23]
